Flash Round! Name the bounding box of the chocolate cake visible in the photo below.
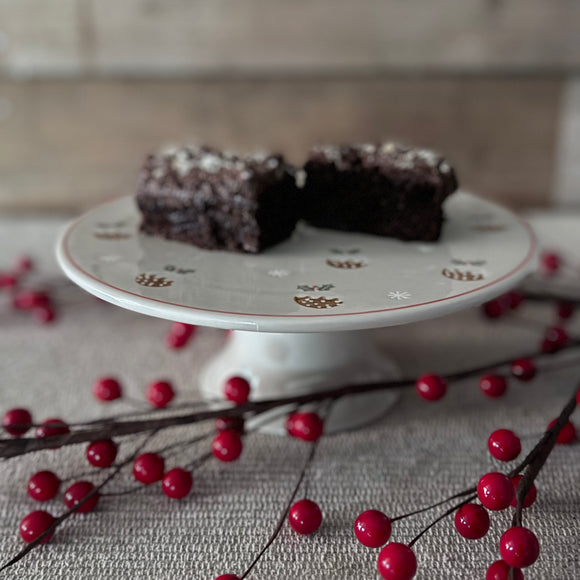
[136,146,300,253]
[301,143,458,241]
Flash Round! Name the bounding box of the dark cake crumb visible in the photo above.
[136,146,300,253]
[301,142,458,241]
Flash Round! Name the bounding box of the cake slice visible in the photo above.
[136,146,300,253]
[301,143,458,241]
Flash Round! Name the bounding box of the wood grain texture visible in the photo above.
[0,0,82,76]
[90,0,580,73]
[554,79,580,206]
[1,1,580,76]
[0,78,562,212]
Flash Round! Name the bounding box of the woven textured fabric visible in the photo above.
[1,218,579,580]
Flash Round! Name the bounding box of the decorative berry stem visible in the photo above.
[511,387,579,528]
[391,487,477,523]
[407,494,477,548]
[240,438,321,580]
[0,430,158,571]
[3,341,580,459]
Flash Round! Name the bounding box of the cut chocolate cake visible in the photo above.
[301,143,458,241]
[136,146,300,253]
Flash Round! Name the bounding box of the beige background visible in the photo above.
[1,1,580,212]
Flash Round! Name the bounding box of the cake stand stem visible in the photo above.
[199,329,400,434]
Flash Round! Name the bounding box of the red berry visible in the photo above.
[146,380,175,408]
[415,374,447,401]
[288,499,322,535]
[223,376,251,405]
[541,326,568,354]
[86,439,118,468]
[211,430,243,462]
[93,377,122,402]
[540,251,561,276]
[19,510,56,544]
[483,299,505,319]
[2,407,32,437]
[486,560,524,580]
[169,322,195,339]
[215,416,245,434]
[215,576,240,580]
[510,359,536,382]
[499,526,540,568]
[477,472,515,511]
[0,272,18,289]
[165,332,189,349]
[64,481,99,513]
[286,411,324,442]
[162,468,193,499]
[454,503,490,540]
[14,256,33,274]
[547,419,577,444]
[377,543,417,580]
[479,375,508,398]
[133,453,165,484]
[33,306,56,325]
[35,418,70,440]
[488,429,521,461]
[13,289,50,310]
[505,291,524,310]
[27,471,61,502]
[354,509,392,548]
[557,301,575,320]
[510,475,537,509]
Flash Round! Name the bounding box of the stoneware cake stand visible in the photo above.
[56,192,537,433]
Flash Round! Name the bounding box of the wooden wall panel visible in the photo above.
[1,1,580,77]
[0,0,82,76]
[83,0,580,74]
[0,78,561,212]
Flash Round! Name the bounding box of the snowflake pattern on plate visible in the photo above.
[387,291,411,301]
[268,269,290,278]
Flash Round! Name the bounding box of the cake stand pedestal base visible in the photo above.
[199,330,400,434]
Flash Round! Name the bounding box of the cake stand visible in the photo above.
[56,192,537,433]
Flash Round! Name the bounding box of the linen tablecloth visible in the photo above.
[0,216,579,580]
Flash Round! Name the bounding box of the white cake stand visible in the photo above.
[56,192,537,433]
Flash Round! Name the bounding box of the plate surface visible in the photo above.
[57,192,537,332]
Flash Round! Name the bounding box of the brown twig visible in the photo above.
[512,387,579,528]
[3,341,580,460]
[240,436,322,579]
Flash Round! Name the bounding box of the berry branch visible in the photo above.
[0,430,158,572]
[511,387,579,528]
[240,438,321,580]
[2,250,580,579]
[2,339,579,459]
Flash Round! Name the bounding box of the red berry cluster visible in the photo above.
[165,322,196,350]
[412,357,542,403]
[132,453,193,499]
[93,376,175,408]
[18,433,117,544]
[1,256,57,324]
[20,475,100,544]
[353,510,416,580]
[286,411,324,441]
[2,407,71,444]
[482,290,524,320]
[351,416,547,580]
[222,376,251,405]
[132,428,245,497]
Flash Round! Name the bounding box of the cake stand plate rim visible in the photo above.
[56,191,538,332]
